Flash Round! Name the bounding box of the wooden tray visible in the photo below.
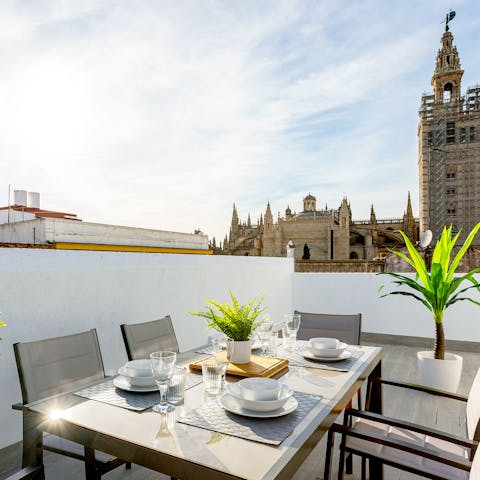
[189,352,288,378]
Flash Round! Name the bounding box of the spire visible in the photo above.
[432,17,463,103]
[247,213,251,227]
[403,191,417,243]
[406,191,414,218]
[264,202,273,230]
[370,204,377,224]
[231,203,239,230]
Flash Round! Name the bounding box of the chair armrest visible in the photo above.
[371,377,468,402]
[12,402,26,411]
[4,465,44,480]
[332,423,472,471]
[344,409,475,449]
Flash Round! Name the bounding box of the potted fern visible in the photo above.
[191,292,266,363]
[379,223,480,391]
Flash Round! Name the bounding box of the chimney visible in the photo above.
[14,190,40,209]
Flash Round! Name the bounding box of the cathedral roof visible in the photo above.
[304,194,316,201]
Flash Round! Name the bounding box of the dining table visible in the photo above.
[19,342,383,480]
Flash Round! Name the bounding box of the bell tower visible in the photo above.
[418,11,480,245]
[431,25,463,103]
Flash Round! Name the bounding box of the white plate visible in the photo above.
[227,383,293,412]
[297,347,352,362]
[219,393,298,418]
[117,366,156,387]
[113,376,158,393]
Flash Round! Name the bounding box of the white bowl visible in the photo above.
[118,367,155,387]
[228,383,293,412]
[124,359,153,378]
[118,366,156,387]
[310,337,339,350]
[309,340,347,358]
[237,377,280,401]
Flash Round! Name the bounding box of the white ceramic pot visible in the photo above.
[227,339,251,364]
[417,350,463,392]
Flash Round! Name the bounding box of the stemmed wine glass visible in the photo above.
[150,351,177,413]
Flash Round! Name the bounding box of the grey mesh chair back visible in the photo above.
[294,310,362,345]
[121,315,179,360]
[14,329,105,404]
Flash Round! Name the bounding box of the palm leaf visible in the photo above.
[447,222,480,282]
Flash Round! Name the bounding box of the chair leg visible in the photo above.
[344,404,353,474]
[337,435,346,480]
[21,411,43,469]
[361,456,367,480]
[324,428,335,480]
[345,451,353,474]
[84,447,100,480]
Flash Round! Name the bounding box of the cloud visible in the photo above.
[0,0,478,243]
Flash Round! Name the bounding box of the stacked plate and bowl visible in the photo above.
[219,377,297,418]
[299,337,351,362]
[114,359,158,392]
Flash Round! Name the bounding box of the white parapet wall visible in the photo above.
[292,272,480,342]
[0,249,293,449]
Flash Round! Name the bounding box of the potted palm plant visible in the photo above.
[191,292,266,364]
[379,223,480,392]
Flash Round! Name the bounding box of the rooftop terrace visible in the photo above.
[0,248,479,479]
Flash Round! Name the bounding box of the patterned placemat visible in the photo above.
[177,391,322,445]
[195,343,364,372]
[287,347,365,372]
[74,373,203,411]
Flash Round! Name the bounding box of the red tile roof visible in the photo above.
[0,205,81,221]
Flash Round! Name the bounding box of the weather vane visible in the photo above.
[443,10,456,32]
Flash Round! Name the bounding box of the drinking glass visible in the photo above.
[167,366,187,406]
[202,358,223,395]
[211,337,229,389]
[282,314,301,354]
[150,351,177,413]
[268,330,279,356]
[256,320,274,354]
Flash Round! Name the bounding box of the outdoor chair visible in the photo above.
[294,310,362,344]
[13,329,130,480]
[324,368,480,480]
[121,315,179,360]
[293,310,362,473]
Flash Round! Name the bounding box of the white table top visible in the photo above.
[28,345,382,480]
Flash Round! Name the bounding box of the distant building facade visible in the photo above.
[0,190,210,255]
[418,24,480,243]
[222,193,418,261]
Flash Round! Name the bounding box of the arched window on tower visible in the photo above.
[444,82,453,102]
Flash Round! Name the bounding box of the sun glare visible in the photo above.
[48,409,65,421]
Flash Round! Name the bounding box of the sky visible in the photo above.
[1,1,479,244]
